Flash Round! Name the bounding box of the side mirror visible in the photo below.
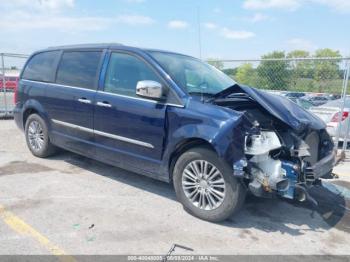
[136,80,166,100]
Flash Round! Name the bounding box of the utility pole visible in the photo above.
[197,6,202,59]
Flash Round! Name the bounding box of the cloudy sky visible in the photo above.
[0,0,349,59]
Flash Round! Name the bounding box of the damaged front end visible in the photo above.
[243,124,334,202]
[214,84,335,203]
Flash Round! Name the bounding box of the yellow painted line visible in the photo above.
[0,204,76,262]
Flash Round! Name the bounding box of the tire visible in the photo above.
[25,114,56,158]
[173,147,246,222]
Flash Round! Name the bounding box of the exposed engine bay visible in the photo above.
[213,86,335,203]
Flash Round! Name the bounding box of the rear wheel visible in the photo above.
[25,114,56,158]
[173,147,246,222]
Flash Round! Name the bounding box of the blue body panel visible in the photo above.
[279,161,299,199]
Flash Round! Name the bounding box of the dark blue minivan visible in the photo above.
[14,44,335,221]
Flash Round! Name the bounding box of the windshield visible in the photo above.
[149,51,236,95]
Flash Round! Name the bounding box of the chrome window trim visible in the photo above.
[21,79,96,93]
[51,119,154,149]
[97,91,184,108]
[21,79,184,107]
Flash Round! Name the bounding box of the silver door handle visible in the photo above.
[78,98,91,104]
[96,101,112,108]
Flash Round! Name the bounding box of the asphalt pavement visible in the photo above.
[0,119,349,257]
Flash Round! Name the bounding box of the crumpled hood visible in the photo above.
[213,84,326,132]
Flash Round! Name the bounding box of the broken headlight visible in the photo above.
[245,131,282,156]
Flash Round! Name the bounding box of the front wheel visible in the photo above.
[173,147,246,222]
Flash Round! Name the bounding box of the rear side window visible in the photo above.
[56,51,102,90]
[22,51,59,82]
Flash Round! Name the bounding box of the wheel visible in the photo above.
[173,147,246,222]
[25,114,56,158]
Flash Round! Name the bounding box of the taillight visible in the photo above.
[331,111,349,122]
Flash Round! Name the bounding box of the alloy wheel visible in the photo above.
[27,120,45,151]
[182,160,226,211]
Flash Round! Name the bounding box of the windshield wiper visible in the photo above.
[206,84,243,103]
[188,92,214,96]
[188,92,215,103]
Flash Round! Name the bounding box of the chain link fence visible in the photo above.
[209,57,350,157]
[209,57,350,95]
[1,52,350,156]
[0,53,29,118]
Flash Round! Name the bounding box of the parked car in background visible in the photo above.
[310,99,350,140]
[329,94,341,100]
[14,44,335,222]
[284,92,305,99]
[304,95,330,106]
[285,95,315,110]
[0,76,19,91]
[293,98,315,110]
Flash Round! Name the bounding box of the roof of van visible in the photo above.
[46,43,124,50]
[41,43,191,57]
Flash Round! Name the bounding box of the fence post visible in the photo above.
[1,53,7,118]
[340,61,350,154]
[334,60,350,158]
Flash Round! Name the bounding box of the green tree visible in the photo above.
[234,63,256,86]
[313,48,341,92]
[287,50,313,91]
[287,50,312,78]
[207,59,224,70]
[256,51,291,90]
[222,68,237,77]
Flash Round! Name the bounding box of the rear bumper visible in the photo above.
[305,151,335,179]
[13,104,24,131]
[327,122,350,140]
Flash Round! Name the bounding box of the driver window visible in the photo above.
[104,53,160,97]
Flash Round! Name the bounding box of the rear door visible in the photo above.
[45,50,104,154]
[20,51,60,127]
[93,51,167,174]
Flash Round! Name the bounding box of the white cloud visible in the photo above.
[0,11,155,32]
[243,0,350,13]
[287,38,318,51]
[311,0,350,13]
[115,15,155,25]
[203,22,218,30]
[3,0,75,11]
[243,0,301,10]
[37,0,74,10]
[168,20,189,29]
[220,28,255,39]
[0,0,155,32]
[0,11,109,31]
[203,22,255,40]
[250,13,270,23]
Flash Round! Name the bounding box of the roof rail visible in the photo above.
[47,43,124,49]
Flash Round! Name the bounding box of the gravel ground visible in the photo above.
[0,119,349,256]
